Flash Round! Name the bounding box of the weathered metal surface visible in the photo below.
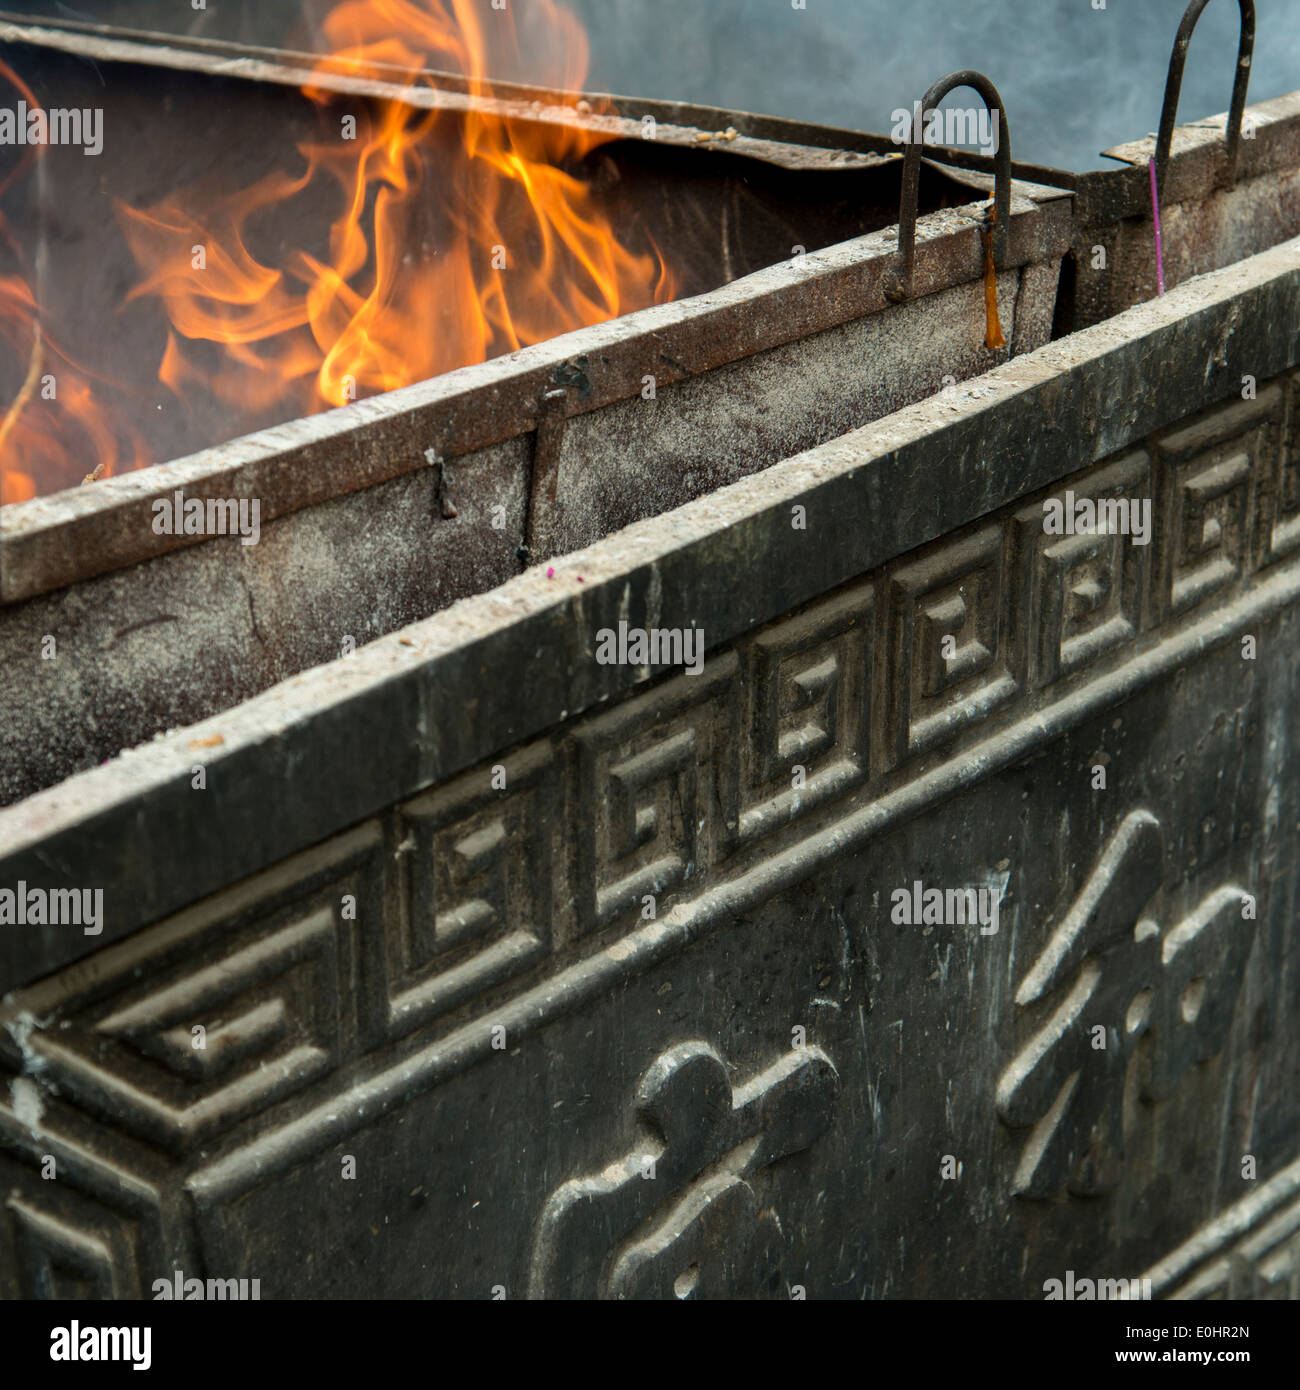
[0,215,1068,807]
[0,23,1075,807]
[0,238,1297,1298]
[3,235,1298,977]
[0,218,1067,811]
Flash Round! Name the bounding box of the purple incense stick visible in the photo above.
[1149,157,1166,297]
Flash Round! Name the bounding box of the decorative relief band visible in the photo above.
[1,370,1297,1276]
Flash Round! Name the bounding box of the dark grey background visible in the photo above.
[2,0,1298,169]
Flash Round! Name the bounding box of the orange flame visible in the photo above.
[0,62,149,505]
[0,284,151,504]
[117,0,676,423]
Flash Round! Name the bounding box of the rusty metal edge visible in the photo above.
[1,233,1297,993]
[0,10,1094,180]
[0,16,896,170]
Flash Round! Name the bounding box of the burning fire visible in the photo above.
[0,64,149,504]
[115,0,675,425]
[0,278,149,502]
[0,0,676,505]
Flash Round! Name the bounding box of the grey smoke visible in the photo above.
[4,0,1298,170]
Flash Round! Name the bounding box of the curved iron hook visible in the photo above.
[1155,0,1255,188]
[886,69,1011,303]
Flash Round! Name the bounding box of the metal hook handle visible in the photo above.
[888,69,1012,302]
[1155,0,1255,188]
